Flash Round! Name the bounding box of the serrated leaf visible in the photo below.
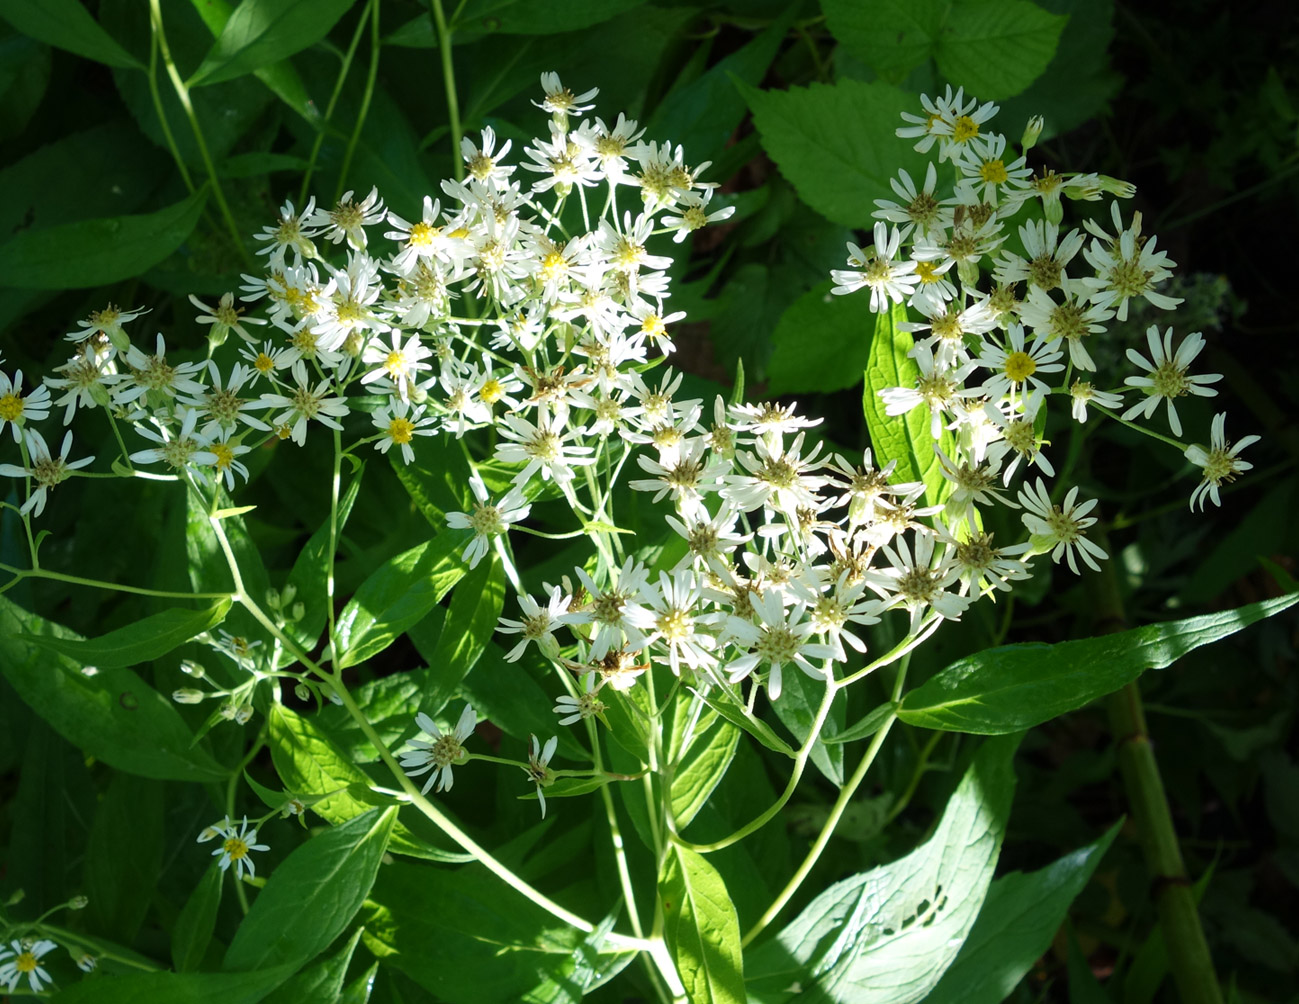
[863,300,955,508]
[924,822,1120,1002]
[0,597,227,781]
[898,592,1299,733]
[746,735,1020,1004]
[189,0,358,87]
[767,281,876,395]
[823,0,945,84]
[0,186,209,288]
[22,600,230,670]
[224,806,397,971]
[333,532,465,669]
[660,845,746,1003]
[0,0,142,69]
[172,865,224,972]
[742,78,930,230]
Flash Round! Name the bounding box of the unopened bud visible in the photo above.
[1020,115,1044,153]
[76,953,97,973]
[180,659,205,677]
[173,688,205,704]
[280,583,296,605]
[265,587,281,611]
[294,683,310,701]
[69,894,89,910]
[219,701,238,720]
[290,602,305,622]
[1095,174,1136,198]
[5,888,24,906]
[234,703,254,725]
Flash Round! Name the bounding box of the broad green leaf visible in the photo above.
[189,0,358,87]
[421,552,505,717]
[315,663,433,763]
[693,686,796,759]
[458,0,645,34]
[390,432,473,528]
[262,927,363,1004]
[746,734,1020,1003]
[659,845,745,1004]
[340,961,379,1003]
[0,186,209,289]
[0,597,227,781]
[824,703,897,745]
[23,600,230,670]
[863,300,955,508]
[0,32,50,141]
[269,704,384,826]
[924,822,1120,1002]
[333,533,465,669]
[85,772,163,943]
[772,668,844,785]
[286,467,363,654]
[225,806,397,971]
[898,592,1299,733]
[1066,926,1115,1004]
[741,78,929,230]
[823,0,944,84]
[172,865,224,972]
[46,965,297,1004]
[671,716,741,829]
[361,859,584,1002]
[0,0,142,68]
[218,151,312,177]
[767,282,876,395]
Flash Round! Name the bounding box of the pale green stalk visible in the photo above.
[299,0,372,204]
[334,0,381,202]
[429,0,463,182]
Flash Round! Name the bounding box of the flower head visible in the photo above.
[0,938,58,994]
[1184,413,1259,510]
[400,705,477,794]
[198,815,270,882]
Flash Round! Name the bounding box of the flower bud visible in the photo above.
[1094,174,1136,198]
[290,602,305,622]
[173,688,205,704]
[76,953,97,973]
[234,703,255,725]
[180,659,205,677]
[69,894,89,910]
[1020,115,1044,153]
[294,683,310,702]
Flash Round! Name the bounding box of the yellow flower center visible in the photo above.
[223,836,249,860]
[480,378,504,403]
[0,392,24,422]
[254,352,276,374]
[914,260,941,284]
[952,115,980,143]
[1004,351,1037,383]
[979,159,1008,185]
[384,350,406,375]
[640,314,666,337]
[388,417,415,444]
[448,226,471,239]
[408,221,438,246]
[15,951,37,974]
[212,443,236,470]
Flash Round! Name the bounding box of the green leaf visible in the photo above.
[746,734,1020,1003]
[823,0,945,84]
[390,435,472,528]
[22,601,230,670]
[453,0,645,35]
[262,927,363,1004]
[0,186,209,289]
[189,0,358,87]
[0,597,227,781]
[172,865,225,972]
[924,822,1120,1002]
[225,806,397,971]
[671,716,741,829]
[269,704,384,826]
[333,533,466,669]
[742,78,930,230]
[898,592,1299,733]
[85,772,163,943]
[693,686,796,760]
[660,845,746,1003]
[339,960,378,1003]
[0,0,142,68]
[421,552,505,717]
[863,300,955,508]
[286,467,362,653]
[766,281,876,395]
[824,702,897,745]
[771,668,843,785]
[46,965,297,1004]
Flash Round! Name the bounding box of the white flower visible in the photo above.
[1017,478,1108,575]
[499,586,572,661]
[114,333,206,407]
[724,589,835,701]
[535,71,598,117]
[306,187,386,251]
[1080,202,1182,321]
[254,197,319,268]
[494,412,595,487]
[259,360,351,446]
[1068,380,1123,423]
[955,131,1031,205]
[461,127,515,183]
[644,569,717,676]
[659,189,735,242]
[0,429,94,516]
[400,705,477,794]
[130,407,219,484]
[985,389,1055,484]
[866,531,970,633]
[0,938,57,993]
[371,398,437,464]
[1184,413,1260,511]
[445,474,531,568]
[66,301,148,351]
[873,162,948,234]
[830,222,919,312]
[1121,326,1221,437]
[568,560,657,660]
[360,329,434,399]
[525,735,558,818]
[1018,284,1113,371]
[0,368,51,441]
[190,291,266,345]
[199,815,270,881]
[554,671,606,725]
[977,323,1064,403]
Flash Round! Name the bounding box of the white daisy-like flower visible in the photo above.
[1080,202,1182,321]
[554,671,606,726]
[955,131,1032,205]
[0,937,58,994]
[723,431,828,517]
[400,705,477,795]
[830,222,919,312]
[993,220,1085,292]
[494,412,595,487]
[129,407,219,484]
[259,361,351,446]
[114,333,207,407]
[934,446,1016,529]
[461,126,515,182]
[1017,478,1108,575]
[197,815,270,882]
[664,505,752,574]
[0,368,51,441]
[190,291,266,346]
[977,323,1064,403]
[525,734,558,818]
[873,162,948,235]
[568,560,657,661]
[1184,413,1260,511]
[724,589,835,702]
[643,569,717,676]
[1019,284,1114,371]
[659,189,735,243]
[985,388,1055,484]
[43,347,119,425]
[0,428,95,516]
[1121,326,1221,437]
[360,328,434,399]
[535,71,599,117]
[306,187,386,251]
[445,474,531,568]
[254,196,319,268]
[1068,380,1124,423]
[879,345,979,440]
[371,398,438,464]
[866,531,970,633]
[498,585,573,662]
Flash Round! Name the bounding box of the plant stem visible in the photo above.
[429,0,463,182]
[0,562,232,601]
[300,0,372,204]
[334,0,380,202]
[1087,536,1224,1004]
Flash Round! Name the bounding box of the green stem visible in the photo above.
[146,20,196,193]
[149,0,251,267]
[334,0,381,202]
[430,0,463,182]
[326,428,343,663]
[1092,404,1188,451]
[0,563,231,601]
[300,0,371,204]
[1087,536,1224,1004]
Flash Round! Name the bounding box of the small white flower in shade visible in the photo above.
[1080,202,1182,320]
[934,446,1016,529]
[554,671,606,726]
[569,561,657,660]
[664,505,752,574]
[445,474,531,568]
[0,937,58,993]
[114,333,207,407]
[866,531,970,633]
[400,705,477,794]
[897,87,999,162]
[879,345,980,440]
[874,162,949,235]
[1184,413,1260,511]
[724,589,835,702]
[1122,326,1221,437]
[306,187,386,251]
[67,302,148,352]
[0,429,94,516]
[985,389,1055,485]
[181,361,272,437]
[254,196,319,268]
[993,220,1085,292]
[130,407,219,485]
[977,323,1064,404]
[904,293,998,368]
[643,569,717,677]
[938,526,1032,596]
[534,71,599,117]
[1068,379,1124,423]
[1018,284,1113,371]
[1017,478,1108,575]
[43,347,120,425]
[525,735,559,818]
[830,222,919,313]
[498,586,573,662]
[460,127,515,182]
[190,291,266,346]
[791,574,882,661]
[198,816,270,882]
[76,952,98,973]
[659,189,735,243]
[955,131,1032,205]
[0,368,51,441]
